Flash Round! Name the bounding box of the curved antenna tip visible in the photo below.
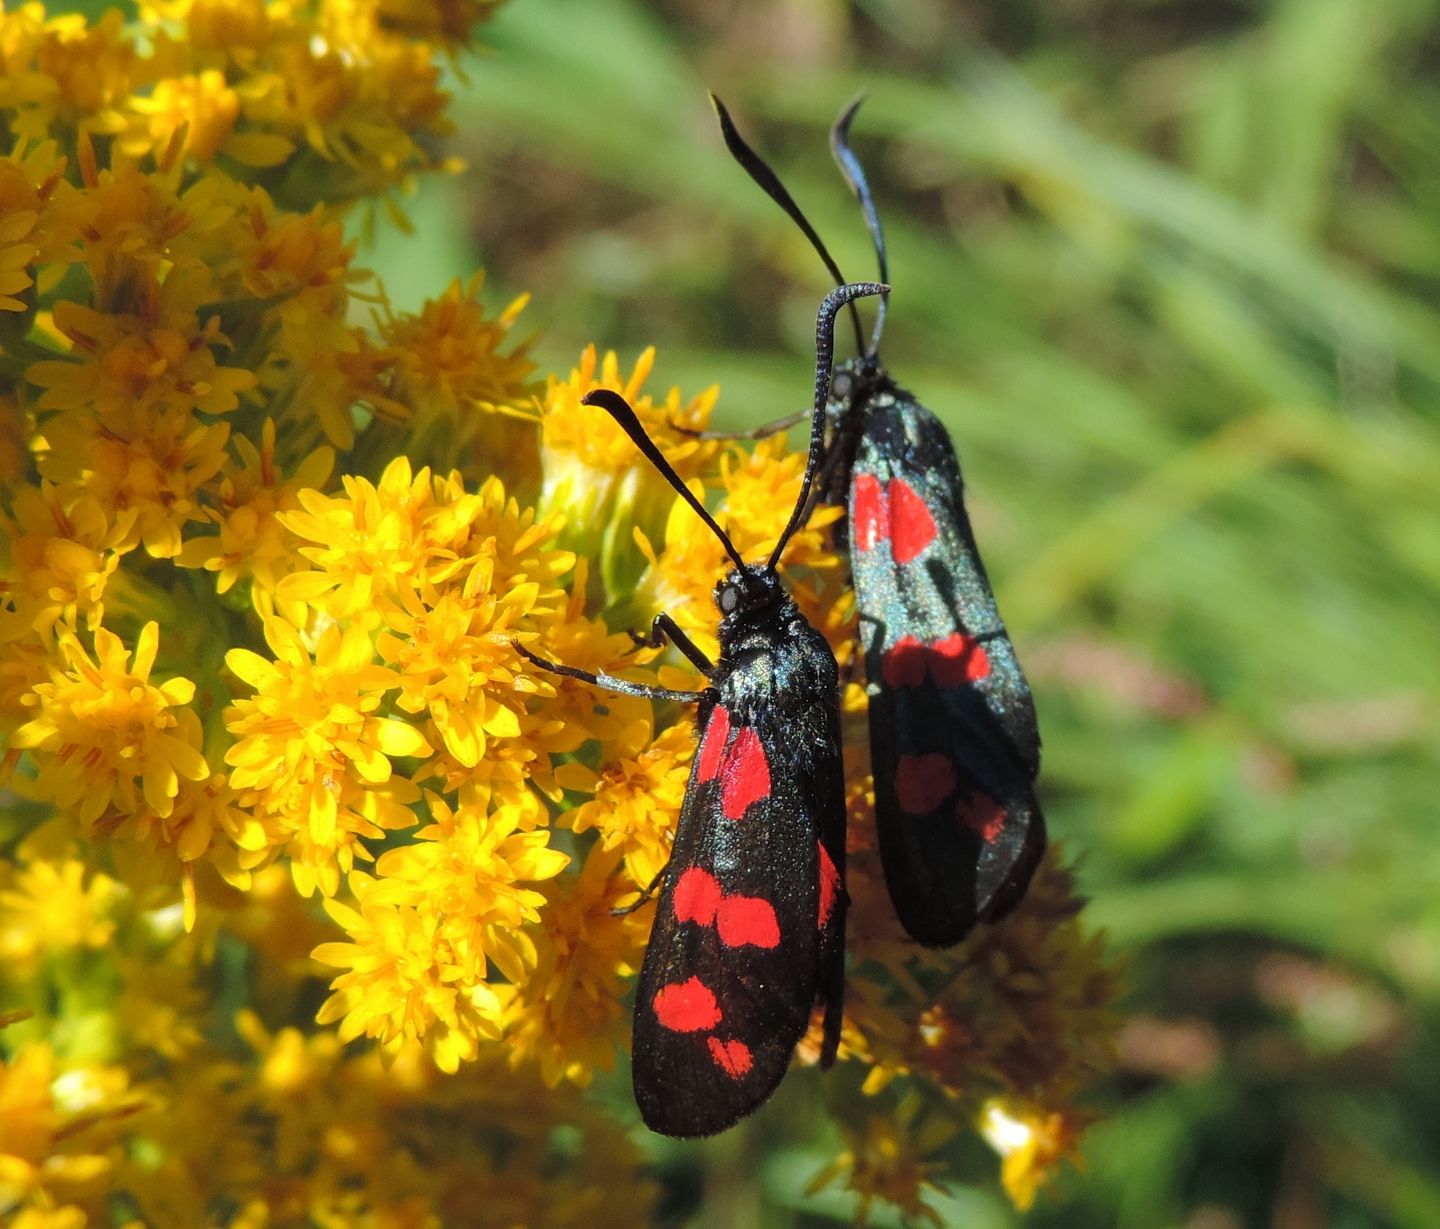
[710,93,869,358]
[833,92,868,140]
[829,94,889,355]
[580,387,748,573]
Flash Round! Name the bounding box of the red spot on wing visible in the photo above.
[852,474,887,553]
[895,754,957,815]
[887,478,938,564]
[721,726,771,820]
[883,632,990,689]
[715,895,781,949]
[958,791,1006,844]
[817,841,840,930]
[672,867,721,926]
[707,1036,753,1078]
[696,705,731,782]
[930,631,991,684]
[652,976,721,1033]
[881,635,928,688]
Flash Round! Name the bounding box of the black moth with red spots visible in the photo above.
[715,97,1046,947]
[632,562,846,1137]
[520,281,886,1137]
[843,383,1045,945]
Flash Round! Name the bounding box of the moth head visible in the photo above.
[714,565,784,624]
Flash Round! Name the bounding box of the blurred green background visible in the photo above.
[373,1,1440,1224]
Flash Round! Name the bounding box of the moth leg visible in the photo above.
[854,609,885,649]
[842,610,886,687]
[611,861,667,918]
[628,612,715,676]
[518,641,702,917]
[667,408,806,442]
[515,644,710,706]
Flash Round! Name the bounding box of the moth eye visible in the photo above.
[719,584,741,614]
[831,371,854,402]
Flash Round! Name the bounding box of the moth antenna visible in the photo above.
[768,280,890,571]
[711,94,868,358]
[580,388,748,572]
[830,94,890,356]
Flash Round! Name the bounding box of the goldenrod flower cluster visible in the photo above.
[0,2,1118,1224]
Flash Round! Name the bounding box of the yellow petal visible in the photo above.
[481,702,520,738]
[225,131,296,167]
[225,648,275,688]
[371,718,431,759]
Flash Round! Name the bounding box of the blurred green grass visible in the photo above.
[373,0,1440,1224]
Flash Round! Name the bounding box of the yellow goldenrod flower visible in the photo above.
[541,346,715,480]
[108,771,272,931]
[313,796,566,1071]
[235,24,446,186]
[35,407,232,559]
[0,1043,63,1205]
[0,7,57,130]
[0,482,135,644]
[123,69,240,163]
[10,621,209,825]
[0,857,119,975]
[275,456,448,621]
[28,298,254,423]
[0,1041,140,1215]
[0,7,134,142]
[498,844,649,1087]
[224,615,431,895]
[366,471,575,768]
[69,145,233,279]
[176,418,336,618]
[564,716,692,892]
[146,0,273,67]
[538,345,719,577]
[0,636,52,749]
[215,1015,659,1228]
[231,187,356,306]
[382,584,531,767]
[278,458,574,637]
[377,272,537,464]
[230,188,363,424]
[807,1100,952,1227]
[24,267,251,558]
[980,1098,1088,1211]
